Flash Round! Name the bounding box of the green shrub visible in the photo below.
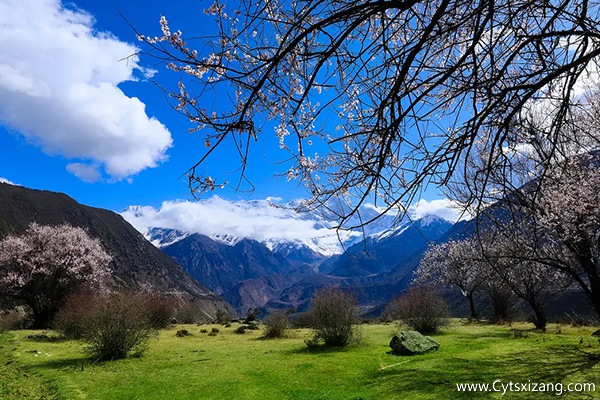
[305,287,359,347]
[385,285,448,334]
[79,292,156,361]
[244,307,261,323]
[245,321,261,330]
[174,302,205,324]
[263,311,289,339]
[234,326,247,334]
[176,329,192,337]
[214,309,229,324]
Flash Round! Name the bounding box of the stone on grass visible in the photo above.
[389,331,440,355]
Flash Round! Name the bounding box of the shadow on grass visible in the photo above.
[448,330,515,341]
[25,333,69,343]
[371,344,600,399]
[285,343,357,355]
[23,356,89,371]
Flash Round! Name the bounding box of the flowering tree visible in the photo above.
[0,223,112,328]
[138,0,600,227]
[482,222,573,330]
[520,155,600,318]
[416,238,487,319]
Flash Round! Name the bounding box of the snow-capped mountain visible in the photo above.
[121,198,457,314]
[120,199,355,256]
[210,233,243,246]
[121,198,438,256]
[146,227,191,248]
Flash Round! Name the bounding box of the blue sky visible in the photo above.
[0,0,459,240]
[0,0,308,210]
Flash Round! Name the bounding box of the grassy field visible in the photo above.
[1,321,600,399]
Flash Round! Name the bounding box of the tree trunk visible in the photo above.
[467,293,478,321]
[568,241,600,319]
[529,302,547,331]
[489,292,513,323]
[583,264,600,320]
[31,305,53,329]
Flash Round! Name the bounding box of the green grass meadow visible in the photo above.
[2,321,600,399]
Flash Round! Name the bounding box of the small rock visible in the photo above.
[389,331,440,356]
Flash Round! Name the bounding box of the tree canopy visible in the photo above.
[139,0,600,227]
[0,223,112,328]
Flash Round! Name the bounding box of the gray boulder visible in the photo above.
[389,331,440,355]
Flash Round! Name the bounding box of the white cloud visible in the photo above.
[66,163,101,182]
[121,196,355,255]
[122,195,466,255]
[408,198,468,222]
[0,0,172,181]
[0,177,17,185]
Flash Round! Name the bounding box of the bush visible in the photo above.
[53,290,96,339]
[77,292,155,361]
[55,291,173,339]
[0,306,33,331]
[142,295,175,329]
[289,312,312,328]
[174,302,205,324]
[244,307,261,323]
[263,311,289,339]
[53,291,152,358]
[385,285,448,334]
[214,309,229,324]
[304,287,359,347]
[175,329,192,337]
[234,326,247,334]
[245,321,261,330]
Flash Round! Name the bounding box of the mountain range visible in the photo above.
[0,181,456,318]
[152,214,453,314]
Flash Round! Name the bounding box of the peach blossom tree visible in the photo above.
[0,223,112,328]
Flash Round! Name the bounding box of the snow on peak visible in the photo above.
[210,233,242,246]
[121,196,457,255]
[417,214,451,227]
[146,227,190,248]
